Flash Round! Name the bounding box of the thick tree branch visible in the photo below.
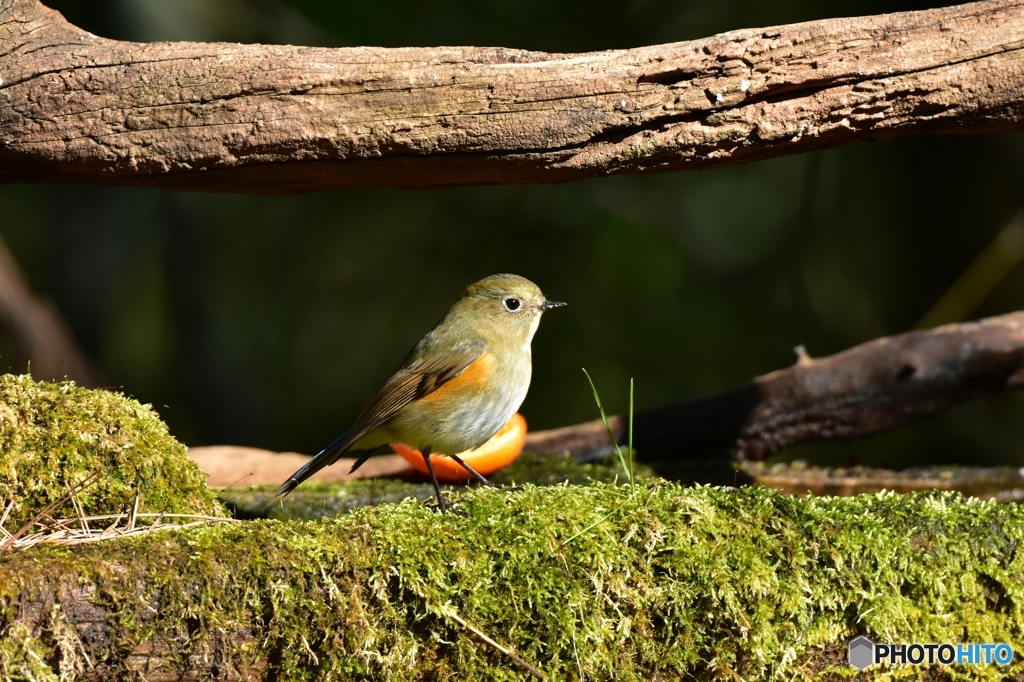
[1,0,1023,192]
[525,312,1024,462]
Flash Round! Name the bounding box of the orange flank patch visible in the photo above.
[391,413,527,483]
[417,352,496,405]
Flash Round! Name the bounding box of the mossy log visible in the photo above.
[3,484,1023,681]
[0,374,224,529]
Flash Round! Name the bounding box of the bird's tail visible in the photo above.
[276,427,354,497]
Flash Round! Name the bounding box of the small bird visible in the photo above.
[277,273,565,510]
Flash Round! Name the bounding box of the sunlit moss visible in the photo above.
[0,623,57,682]
[2,373,1021,679]
[2,484,1022,680]
[0,374,223,528]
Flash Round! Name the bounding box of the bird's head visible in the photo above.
[456,273,565,346]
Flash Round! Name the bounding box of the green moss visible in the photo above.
[223,451,657,520]
[0,623,57,682]
[622,142,655,160]
[224,478,436,520]
[3,484,1022,680]
[492,450,656,487]
[0,374,223,528]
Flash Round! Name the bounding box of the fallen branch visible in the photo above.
[524,312,1024,462]
[2,0,1024,192]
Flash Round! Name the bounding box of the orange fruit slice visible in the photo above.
[391,413,527,483]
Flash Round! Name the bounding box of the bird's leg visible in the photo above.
[420,447,448,512]
[448,454,500,488]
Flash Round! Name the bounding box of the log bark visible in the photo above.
[1,0,1024,192]
[524,312,1024,463]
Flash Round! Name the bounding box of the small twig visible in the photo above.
[219,474,256,505]
[226,472,255,488]
[128,493,140,531]
[300,634,320,666]
[570,606,584,682]
[76,631,94,670]
[65,479,90,534]
[40,513,76,533]
[444,608,545,680]
[51,512,240,523]
[101,513,126,534]
[0,471,100,551]
[0,500,15,538]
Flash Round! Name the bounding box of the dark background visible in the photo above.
[3,0,1024,467]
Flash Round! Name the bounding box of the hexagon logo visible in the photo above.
[849,636,875,670]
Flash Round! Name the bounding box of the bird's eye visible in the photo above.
[503,297,521,311]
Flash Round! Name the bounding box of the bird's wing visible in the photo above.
[276,340,484,496]
[349,340,485,444]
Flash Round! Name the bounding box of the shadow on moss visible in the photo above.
[222,451,657,520]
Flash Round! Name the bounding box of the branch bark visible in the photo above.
[525,312,1024,463]
[2,0,1024,192]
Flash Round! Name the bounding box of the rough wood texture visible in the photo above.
[525,312,1024,463]
[2,0,1024,192]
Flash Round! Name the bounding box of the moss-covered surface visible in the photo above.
[3,372,1022,679]
[0,374,223,528]
[0,622,58,682]
[224,451,655,520]
[2,484,1022,680]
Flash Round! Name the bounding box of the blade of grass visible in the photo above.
[560,510,616,547]
[628,377,635,488]
[581,368,635,489]
[581,369,627,477]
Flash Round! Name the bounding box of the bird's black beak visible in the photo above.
[539,300,567,310]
